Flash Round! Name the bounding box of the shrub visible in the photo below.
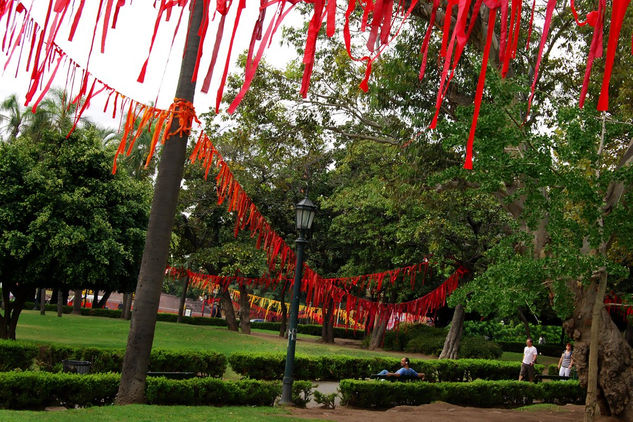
[0,371,296,409]
[339,379,584,409]
[547,364,559,376]
[313,390,338,408]
[228,353,544,382]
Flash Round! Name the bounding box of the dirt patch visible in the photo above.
[291,402,620,422]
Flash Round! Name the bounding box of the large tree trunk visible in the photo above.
[368,310,389,350]
[626,319,633,348]
[115,0,204,405]
[95,290,112,309]
[564,280,633,420]
[56,289,64,317]
[177,275,189,323]
[439,304,465,359]
[238,284,251,334]
[39,288,46,315]
[279,281,288,338]
[73,290,82,314]
[220,289,239,331]
[321,296,335,343]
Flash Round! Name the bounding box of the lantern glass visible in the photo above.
[295,197,316,231]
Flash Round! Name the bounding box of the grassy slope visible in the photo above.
[0,405,327,422]
[15,310,390,357]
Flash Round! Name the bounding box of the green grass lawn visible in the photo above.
[0,405,327,422]
[15,310,393,358]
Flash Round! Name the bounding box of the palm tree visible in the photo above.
[0,94,28,141]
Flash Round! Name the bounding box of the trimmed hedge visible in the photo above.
[497,341,563,357]
[0,371,312,409]
[228,353,544,382]
[339,379,584,408]
[0,340,226,376]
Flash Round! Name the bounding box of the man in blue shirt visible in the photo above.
[378,357,425,379]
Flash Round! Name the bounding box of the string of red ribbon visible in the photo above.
[167,265,468,331]
[1,0,631,170]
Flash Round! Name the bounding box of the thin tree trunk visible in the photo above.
[95,290,112,309]
[177,275,189,323]
[56,289,64,317]
[517,308,531,339]
[0,286,31,340]
[368,311,389,350]
[92,290,100,308]
[39,288,46,315]
[73,291,82,314]
[439,304,465,359]
[238,284,251,334]
[120,293,129,318]
[321,297,335,343]
[279,281,288,338]
[220,289,239,331]
[115,0,204,405]
[124,293,133,320]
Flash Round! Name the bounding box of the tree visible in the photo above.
[0,129,150,339]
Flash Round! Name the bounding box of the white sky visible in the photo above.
[0,0,301,130]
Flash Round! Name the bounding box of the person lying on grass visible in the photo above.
[378,357,425,379]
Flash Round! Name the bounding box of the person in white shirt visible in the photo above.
[557,343,574,377]
[518,338,538,381]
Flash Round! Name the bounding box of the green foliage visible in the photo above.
[290,380,314,407]
[339,379,584,409]
[228,353,543,382]
[0,372,290,409]
[0,340,226,376]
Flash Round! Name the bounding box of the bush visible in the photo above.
[228,353,544,382]
[339,379,584,409]
[0,342,226,376]
[0,371,297,409]
[459,337,503,359]
[313,390,338,408]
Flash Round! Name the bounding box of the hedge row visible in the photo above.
[0,340,226,376]
[228,353,544,382]
[339,379,584,408]
[0,371,312,409]
[497,341,564,357]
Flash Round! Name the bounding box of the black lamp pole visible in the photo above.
[280,197,316,405]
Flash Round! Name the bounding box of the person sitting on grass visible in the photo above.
[378,357,425,379]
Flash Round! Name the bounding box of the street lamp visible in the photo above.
[280,196,317,405]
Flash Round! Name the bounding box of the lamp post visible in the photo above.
[280,197,316,405]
